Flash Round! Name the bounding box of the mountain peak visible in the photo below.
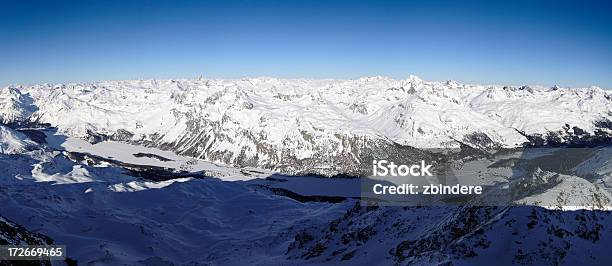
[407,75,423,84]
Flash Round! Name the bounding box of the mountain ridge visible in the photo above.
[2,76,611,175]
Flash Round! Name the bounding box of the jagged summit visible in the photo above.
[0,86,37,124]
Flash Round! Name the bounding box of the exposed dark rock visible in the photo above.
[110,129,134,141]
[0,214,53,266]
[132,152,173,162]
[84,129,108,144]
[64,151,205,182]
[594,118,612,130]
[15,129,47,144]
[265,186,350,204]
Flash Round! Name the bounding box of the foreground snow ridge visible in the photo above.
[3,76,612,175]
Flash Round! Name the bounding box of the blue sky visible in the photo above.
[1,0,611,88]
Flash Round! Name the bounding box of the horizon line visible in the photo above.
[2,74,610,90]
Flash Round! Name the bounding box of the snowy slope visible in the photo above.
[513,169,612,210]
[574,146,612,187]
[0,143,350,265]
[1,133,610,265]
[44,132,272,181]
[0,87,37,125]
[0,125,35,154]
[0,214,54,246]
[286,204,612,265]
[2,77,611,175]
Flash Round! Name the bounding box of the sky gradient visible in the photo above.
[1,0,611,88]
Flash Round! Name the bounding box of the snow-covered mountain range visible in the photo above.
[3,76,611,175]
[1,76,612,265]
